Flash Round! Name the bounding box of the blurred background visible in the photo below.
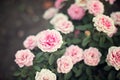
[0,0,54,80]
[0,0,120,80]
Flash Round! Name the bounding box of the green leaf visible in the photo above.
[72,67,82,77]
[82,36,91,47]
[76,24,93,31]
[86,68,92,77]
[64,72,72,80]
[13,71,21,76]
[35,52,43,60]
[117,72,120,79]
[33,66,41,71]
[99,36,106,47]
[108,70,116,80]
[49,54,55,65]
[72,38,81,44]
[103,66,112,71]
[93,33,100,41]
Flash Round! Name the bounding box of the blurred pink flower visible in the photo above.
[43,7,58,20]
[54,20,74,34]
[106,46,120,70]
[23,35,36,50]
[110,12,120,26]
[93,14,117,37]
[87,0,104,16]
[15,49,35,68]
[67,4,85,20]
[55,0,65,9]
[83,47,102,66]
[105,0,116,5]
[50,13,68,25]
[64,45,83,64]
[57,56,73,73]
[36,29,63,52]
[35,69,56,80]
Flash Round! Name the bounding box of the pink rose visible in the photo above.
[57,56,73,73]
[54,20,74,34]
[105,0,116,5]
[67,4,85,20]
[54,0,65,9]
[36,29,63,52]
[106,46,120,70]
[43,7,58,20]
[64,45,83,64]
[110,12,120,26]
[35,69,56,80]
[87,0,104,16]
[23,35,36,50]
[50,13,68,25]
[93,14,117,37]
[15,49,35,67]
[83,47,102,66]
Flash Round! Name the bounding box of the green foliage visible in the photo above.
[14,0,120,80]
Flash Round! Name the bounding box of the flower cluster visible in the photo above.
[14,0,120,80]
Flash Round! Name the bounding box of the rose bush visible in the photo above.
[14,0,120,80]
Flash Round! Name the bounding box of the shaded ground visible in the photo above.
[0,0,54,80]
[0,0,120,80]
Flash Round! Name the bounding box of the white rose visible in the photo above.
[35,69,56,80]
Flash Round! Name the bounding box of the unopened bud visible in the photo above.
[85,30,91,36]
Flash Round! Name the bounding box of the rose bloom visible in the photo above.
[54,20,74,34]
[75,0,88,8]
[64,45,83,64]
[55,0,65,9]
[67,4,85,20]
[15,49,35,68]
[57,56,73,73]
[36,29,63,52]
[111,12,120,26]
[50,13,68,25]
[43,7,58,20]
[83,47,102,66]
[106,46,120,70]
[93,14,117,37]
[23,35,36,50]
[105,0,116,5]
[87,0,104,16]
[35,69,56,80]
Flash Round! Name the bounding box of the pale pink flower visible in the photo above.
[106,46,120,70]
[43,7,58,20]
[67,4,85,20]
[110,12,120,26]
[36,29,63,52]
[83,47,102,66]
[55,0,65,9]
[15,49,35,68]
[75,0,88,7]
[54,20,74,34]
[57,56,73,73]
[35,69,56,80]
[23,35,36,50]
[64,45,83,64]
[93,14,117,37]
[87,0,104,16]
[105,0,116,5]
[50,13,68,25]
